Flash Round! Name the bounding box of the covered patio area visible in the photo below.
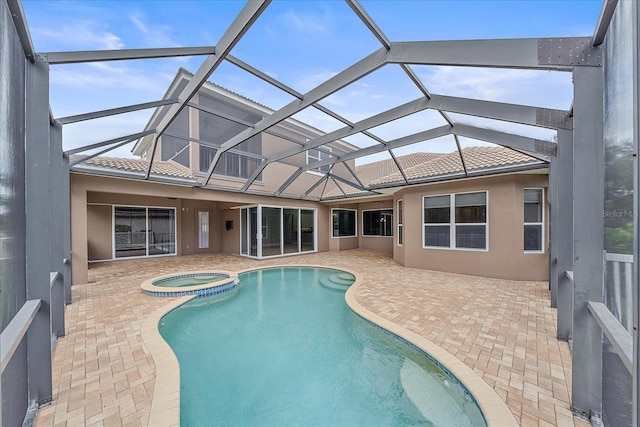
[34,250,585,427]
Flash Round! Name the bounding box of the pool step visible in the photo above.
[400,359,467,426]
[320,273,355,291]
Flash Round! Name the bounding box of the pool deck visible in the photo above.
[34,250,588,427]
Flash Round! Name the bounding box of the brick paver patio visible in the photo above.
[34,250,588,426]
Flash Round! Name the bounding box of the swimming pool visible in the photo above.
[159,267,486,426]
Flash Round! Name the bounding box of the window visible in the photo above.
[161,109,190,167]
[114,206,176,258]
[397,200,403,246]
[363,209,393,237]
[423,195,451,247]
[524,188,544,252]
[196,94,262,179]
[332,209,356,237]
[199,138,262,180]
[423,191,487,250]
[307,148,331,173]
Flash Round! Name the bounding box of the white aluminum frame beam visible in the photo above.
[297,125,452,174]
[592,0,619,46]
[58,98,178,125]
[6,0,36,62]
[144,0,270,178]
[64,130,155,155]
[226,53,387,145]
[346,0,455,128]
[453,134,469,176]
[245,96,435,190]
[452,124,557,156]
[202,45,390,185]
[429,94,571,130]
[387,38,598,70]
[39,46,216,64]
[241,93,566,190]
[204,36,592,186]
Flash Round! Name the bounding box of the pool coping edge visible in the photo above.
[344,276,519,427]
[140,295,195,427]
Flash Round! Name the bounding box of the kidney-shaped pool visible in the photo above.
[159,266,486,426]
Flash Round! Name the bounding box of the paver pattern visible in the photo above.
[34,250,588,427]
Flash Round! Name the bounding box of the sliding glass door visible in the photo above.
[240,205,316,258]
[114,206,176,259]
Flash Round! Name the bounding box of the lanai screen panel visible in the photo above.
[601,1,634,425]
[1,3,29,426]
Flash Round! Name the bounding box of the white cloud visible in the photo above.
[419,66,573,109]
[50,62,172,94]
[129,11,181,48]
[279,8,331,33]
[61,108,154,155]
[34,20,124,50]
[294,70,338,93]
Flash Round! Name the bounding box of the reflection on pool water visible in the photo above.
[159,267,486,426]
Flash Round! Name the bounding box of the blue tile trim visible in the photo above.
[142,280,237,298]
[152,272,229,287]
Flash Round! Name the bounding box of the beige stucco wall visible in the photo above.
[71,170,548,284]
[87,204,112,260]
[395,173,549,281]
[71,173,331,285]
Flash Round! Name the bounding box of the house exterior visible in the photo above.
[70,69,549,285]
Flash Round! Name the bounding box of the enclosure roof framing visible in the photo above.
[43,0,610,201]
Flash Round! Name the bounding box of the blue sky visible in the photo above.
[22,0,604,162]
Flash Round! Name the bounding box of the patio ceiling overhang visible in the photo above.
[48,0,606,202]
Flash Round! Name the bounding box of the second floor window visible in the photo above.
[199,145,262,180]
[307,148,331,174]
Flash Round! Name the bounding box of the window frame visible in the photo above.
[198,142,263,181]
[331,208,357,238]
[422,191,489,251]
[112,204,177,260]
[306,147,332,175]
[397,199,403,246]
[523,187,545,253]
[362,208,394,238]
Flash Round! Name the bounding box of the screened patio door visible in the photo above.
[239,205,315,258]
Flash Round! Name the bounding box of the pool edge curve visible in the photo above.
[344,277,519,427]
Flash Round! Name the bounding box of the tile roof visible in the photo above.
[355,152,444,186]
[71,156,194,179]
[369,147,541,186]
[323,147,544,198]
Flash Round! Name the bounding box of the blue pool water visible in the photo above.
[159,267,486,426]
